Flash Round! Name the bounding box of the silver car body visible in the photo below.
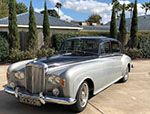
[5,37,132,105]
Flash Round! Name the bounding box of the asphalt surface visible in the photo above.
[0,60,150,114]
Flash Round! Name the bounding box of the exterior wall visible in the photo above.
[19,31,44,50]
[0,27,80,50]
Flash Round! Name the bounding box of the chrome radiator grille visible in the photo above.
[25,64,45,94]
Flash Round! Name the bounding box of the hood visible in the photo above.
[38,55,97,68]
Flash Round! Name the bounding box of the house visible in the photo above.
[65,20,89,26]
[105,15,150,32]
[82,15,150,33]
[0,12,82,50]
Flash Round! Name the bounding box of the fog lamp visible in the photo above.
[52,88,60,97]
[10,82,15,89]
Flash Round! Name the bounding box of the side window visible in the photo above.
[111,41,121,53]
[100,42,111,55]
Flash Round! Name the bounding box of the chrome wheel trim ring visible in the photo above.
[124,68,129,81]
[79,83,89,108]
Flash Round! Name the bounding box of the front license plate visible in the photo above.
[19,95,41,106]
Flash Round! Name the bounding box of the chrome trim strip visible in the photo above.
[5,87,15,95]
[4,87,76,105]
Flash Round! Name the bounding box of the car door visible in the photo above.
[110,41,123,79]
[96,41,121,90]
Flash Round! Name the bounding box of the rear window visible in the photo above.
[100,42,111,55]
[111,41,121,53]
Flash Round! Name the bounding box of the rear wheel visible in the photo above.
[70,81,89,113]
[119,67,129,83]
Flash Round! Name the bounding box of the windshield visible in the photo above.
[59,39,100,56]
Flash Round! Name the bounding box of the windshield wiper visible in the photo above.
[59,50,98,56]
[71,50,98,56]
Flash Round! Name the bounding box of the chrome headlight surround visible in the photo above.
[47,74,61,85]
[14,71,25,80]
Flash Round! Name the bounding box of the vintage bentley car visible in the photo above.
[5,37,132,112]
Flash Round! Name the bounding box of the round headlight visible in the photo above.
[55,77,61,84]
[47,75,61,85]
[48,75,56,84]
[14,72,24,80]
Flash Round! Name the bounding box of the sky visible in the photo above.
[16,0,149,24]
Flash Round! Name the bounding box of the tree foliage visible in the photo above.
[41,9,60,18]
[130,0,138,48]
[27,1,37,51]
[55,2,62,16]
[119,4,127,48]
[87,14,102,24]
[0,0,28,18]
[112,0,118,4]
[126,2,134,18]
[8,0,20,49]
[141,2,150,18]
[113,1,122,18]
[43,0,50,48]
[55,2,62,9]
[110,5,117,39]
[0,0,9,18]
[16,2,28,14]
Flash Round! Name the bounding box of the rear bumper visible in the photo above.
[5,87,76,105]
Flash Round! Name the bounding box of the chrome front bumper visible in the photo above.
[5,87,76,105]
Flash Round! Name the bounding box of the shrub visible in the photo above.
[138,34,150,58]
[24,50,36,60]
[124,48,142,59]
[36,48,55,59]
[9,49,25,62]
[9,48,55,63]
[0,36,9,62]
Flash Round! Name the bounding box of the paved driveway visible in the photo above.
[0,60,150,114]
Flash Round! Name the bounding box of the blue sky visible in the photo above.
[16,0,148,23]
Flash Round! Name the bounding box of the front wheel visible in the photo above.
[70,81,89,113]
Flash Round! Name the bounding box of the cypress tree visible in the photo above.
[43,0,50,48]
[8,0,20,49]
[110,5,117,39]
[27,0,37,51]
[130,0,138,48]
[119,4,127,49]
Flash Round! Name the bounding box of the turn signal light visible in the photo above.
[61,79,65,86]
[6,72,8,79]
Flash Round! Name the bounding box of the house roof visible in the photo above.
[82,25,110,31]
[0,12,82,30]
[105,15,150,31]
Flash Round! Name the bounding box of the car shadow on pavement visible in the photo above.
[0,90,76,114]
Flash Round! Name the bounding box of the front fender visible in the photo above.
[61,62,97,99]
[8,59,35,73]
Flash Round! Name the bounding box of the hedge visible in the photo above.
[138,34,150,58]
[1,32,150,63]
[0,36,9,62]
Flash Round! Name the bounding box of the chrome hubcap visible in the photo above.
[79,83,89,107]
[124,68,129,81]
